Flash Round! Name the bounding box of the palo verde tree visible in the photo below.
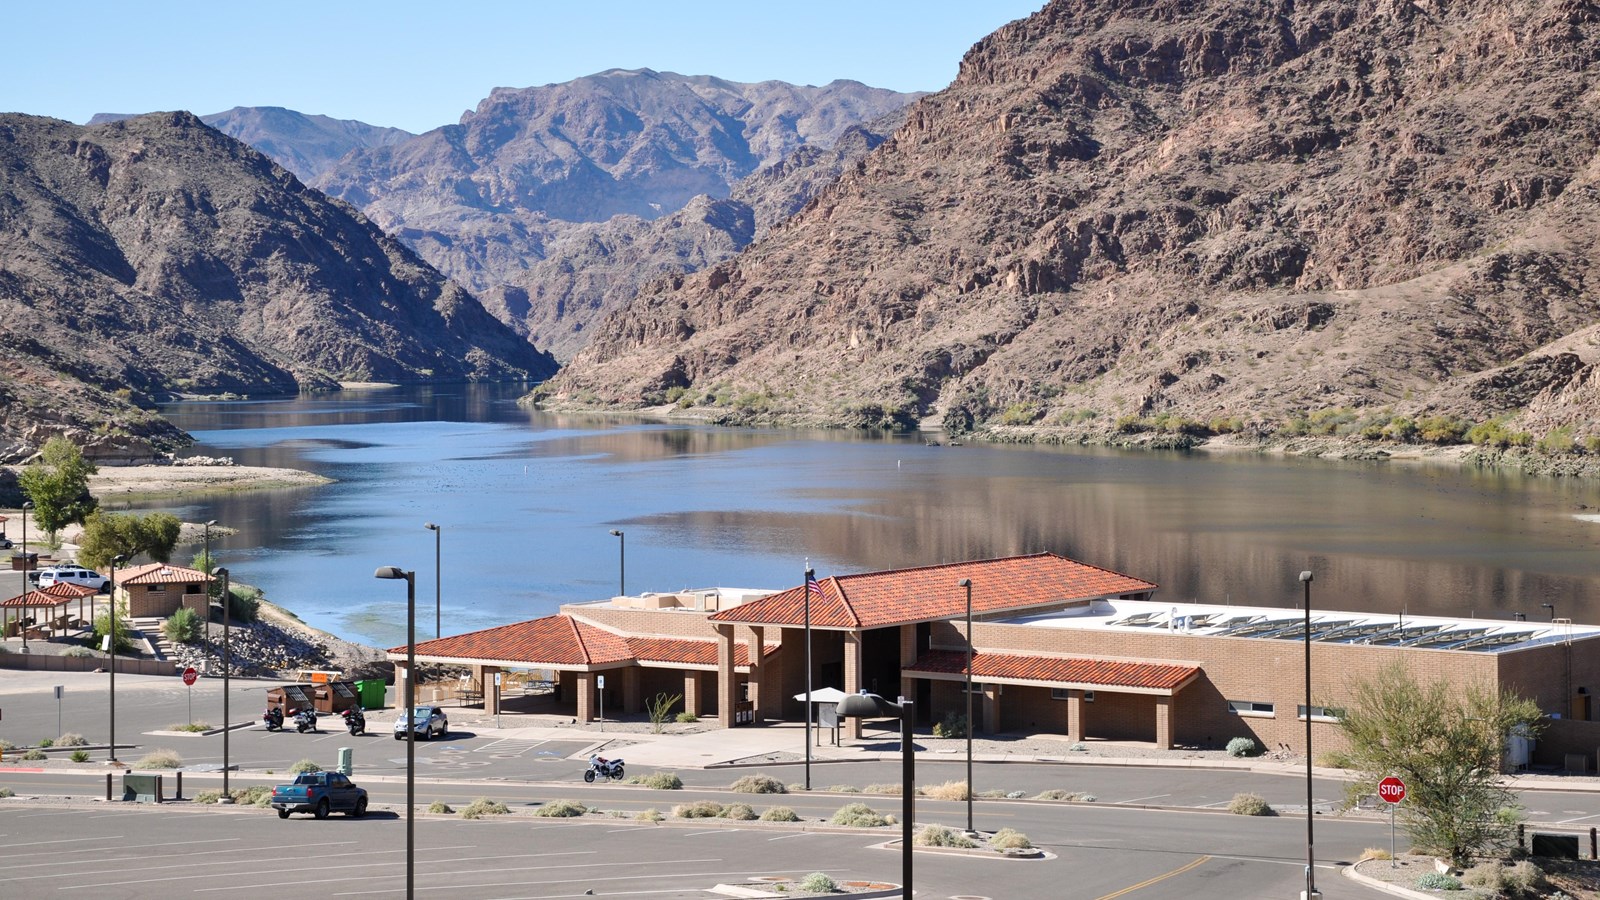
[1338,662,1543,866]
[76,511,182,570]
[16,436,98,541]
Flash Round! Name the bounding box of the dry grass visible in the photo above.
[922,780,970,801]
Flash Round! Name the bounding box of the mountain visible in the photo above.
[0,112,555,462]
[543,0,1600,450]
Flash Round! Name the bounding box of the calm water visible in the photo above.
[130,384,1600,649]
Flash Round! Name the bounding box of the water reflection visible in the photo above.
[138,384,1600,648]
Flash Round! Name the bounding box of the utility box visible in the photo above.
[122,773,163,803]
[1532,833,1580,859]
[337,747,353,776]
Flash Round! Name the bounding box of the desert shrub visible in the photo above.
[636,807,663,822]
[1225,737,1259,757]
[721,803,757,820]
[1462,862,1504,890]
[1586,435,1600,454]
[1228,793,1272,816]
[38,738,54,748]
[998,402,1039,426]
[0,739,16,751]
[916,825,977,848]
[990,827,1034,850]
[798,873,838,893]
[1315,749,1352,769]
[89,611,136,654]
[1383,416,1419,442]
[1538,426,1576,455]
[673,800,725,818]
[20,749,46,761]
[1360,848,1392,862]
[162,607,201,644]
[933,711,968,739]
[629,771,683,790]
[864,783,904,795]
[1414,872,1461,891]
[675,711,698,723]
[168,722,211,733]
[134,749,182,769]
[730,773,787,794]
[1209,416,1245,434]
[62,646,94,658]
[825,784,860,793]
[70,750,90,763]
[55,733,88,747]
[236,785,273,807]
[922,780,970,801]
[195,789,224,804]
[1417,415,1468,445]
[830,802,889,827]
[532,799,587,817]
[427,801,454,814]
[228,585,262,623]
[0,786,13,797]
[289,759,322,774]
[1032,789,1094,801]
[460,798,510,819]
[760,806,800,822]
[1503,860,1548,894]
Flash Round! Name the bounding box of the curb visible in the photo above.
[1341,863,1434,899]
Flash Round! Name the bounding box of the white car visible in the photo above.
[393,706,448,741]
[32,565,110,593]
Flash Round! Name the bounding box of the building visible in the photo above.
[388,553,1600,766]
[113,563,212,619]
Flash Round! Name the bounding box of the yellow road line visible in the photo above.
[1093,855,1211,900]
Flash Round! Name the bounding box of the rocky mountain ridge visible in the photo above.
[0,112,554,462]
[543,0,1600,456]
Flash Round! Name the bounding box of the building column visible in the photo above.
[684,671,704,718]
[623,666,642,715]
[1154,695,1173,750]
[716,624,738,728]
[1066,689,1085,742]
[983,684,1001,735]
[576,672,595,723]
[843,631,864,739]
[746,626,765,721]
[899,624,918,709]
[473,665,501,716]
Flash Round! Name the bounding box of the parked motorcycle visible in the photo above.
[342,707,366,736]
[293,708,318,734]
[262,707,283,731]
[583,754,625,782]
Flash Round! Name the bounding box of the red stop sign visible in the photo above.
[1378,776,1407,804]
[181,667,198,686]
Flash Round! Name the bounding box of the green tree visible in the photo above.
[77,511,182,569]
[89,609,135,655]
[17,436,98,539]
[1338,662,1543,866]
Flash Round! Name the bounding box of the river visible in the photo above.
[125,384,1600,649]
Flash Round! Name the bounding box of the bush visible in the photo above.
[460,798,510,819]
[673,800,725,818]
[195,789,224,804]
[721,803,757,821]
[88,611,136,655]
[228,585,262,623]
[1032,789,1094,801]
[990,827,1033,850]
[1414,872,1462,891]
[0,739,14,751]
[1315,749,1351,769]
[636,807,663,822]
[916,825,977,848]
[289,759,322,774]
[1360,848,1392,862]
[830,802,889,827]
[864,783,904,795]
[162,607,201,644]
[933,711,968,739]
[168,722,211,733]
[630,771,683,790]
[134,749,182,769]
[0,786,13,797]
[922,780,970,801]
[798,873,838,893]
[675,711,698,723]
[760,806,800,822]
[998,402,1039,426]
[1225,737,1259,757]
[20,749,46,761]
[532,800,587,817]
[236,785,273,807]
[825,784,860,793]
[70,750,90,763]
[1228,792,1272,816]
[62,646,94,658]
[38,738,53,748]
[55,733,88,747]
[730,773,787,794]
[427,801,454,814]
[1504,860,1548,894]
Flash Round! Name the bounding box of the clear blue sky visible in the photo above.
[6,1,1046,133]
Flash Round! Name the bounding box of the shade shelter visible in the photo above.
[1,582,99,640]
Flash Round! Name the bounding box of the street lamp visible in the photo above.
[608,529,624,597]
[424,523,441,639]
[837,693,914,898]
[202,520,217,657]
[20,500,33,653]
[216,567,234,804]
[108,553,127,764]
[957,577,975,836]
[804,566,816,791]
[1301,569,1319,900]
[375,565,416,900]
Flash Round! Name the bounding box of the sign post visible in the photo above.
[1378,775,1407,865]
[182,667,198,726]
[597,674,605,733]
[54,685,63,740]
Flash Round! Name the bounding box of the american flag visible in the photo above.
[806,572,822,600]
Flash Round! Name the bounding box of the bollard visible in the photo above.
[1591,826,1597,860]
[106,772,112,801]
[175,771,183,800]
[1518,823,1526,853]
[155,774,163,803]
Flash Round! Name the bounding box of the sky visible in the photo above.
[6,1,1047,134]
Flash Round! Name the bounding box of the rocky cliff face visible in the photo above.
[546,0,1600,446]
[0,112,555,461]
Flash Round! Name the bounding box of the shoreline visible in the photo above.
[86,462,334,500]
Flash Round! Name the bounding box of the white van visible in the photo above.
[31,565,110,593]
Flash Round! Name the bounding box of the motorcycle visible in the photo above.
[342,707,366,736]
[583,754,625,782]
[293,708,318,734]
[262,706,283,731]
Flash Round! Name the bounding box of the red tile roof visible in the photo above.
[907,649,1198,691]
[626,637,775,667]
[389,616,775,670]
[1,582,98,608]
[709,553,1157,629]
[115,563,211,586]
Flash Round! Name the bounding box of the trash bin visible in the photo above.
[337,747,353,776]
[355,680,387,710]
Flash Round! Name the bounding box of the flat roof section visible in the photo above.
[997,599,1598,654]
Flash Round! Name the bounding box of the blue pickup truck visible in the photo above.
[271,772,369,819]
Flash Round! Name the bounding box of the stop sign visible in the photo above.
[181,667,198,686]
[1378,776,1407,804]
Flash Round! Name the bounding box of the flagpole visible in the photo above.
[804,563,814,792]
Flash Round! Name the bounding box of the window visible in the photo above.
[1228,700,1275,717]
[965,682,986,695]
[1050,689,1094,702]
[1298,705,1344,722]
[146,584,166,593]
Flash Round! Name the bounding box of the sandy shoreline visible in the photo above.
[87,463,333,499]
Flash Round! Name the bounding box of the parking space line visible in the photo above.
[331,864,773,896]
[1112,793,1171,805]
[2,835,120,848]
[203,856,716,894]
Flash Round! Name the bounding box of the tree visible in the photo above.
[1338,662,1544,866]
[77,512,182,569]
[17,436,97,540]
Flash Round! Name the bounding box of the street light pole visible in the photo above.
[804,566,815,791]
[108,553,126,764]
[837,693,914,898]
[1301,569,1318,900]
[375,565,416,900]
[609,530,625,597]
[425,523,441,639]
[20,501,32,653]
[216,567,234,804]
[958,577,975,836]
[202,520,216,662]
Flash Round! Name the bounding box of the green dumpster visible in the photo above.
[355,679,387,710]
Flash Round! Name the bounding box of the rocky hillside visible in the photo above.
[545,0,1600,452]
[0,112,555,462]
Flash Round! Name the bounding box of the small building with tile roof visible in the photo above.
[113,562,212,619]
